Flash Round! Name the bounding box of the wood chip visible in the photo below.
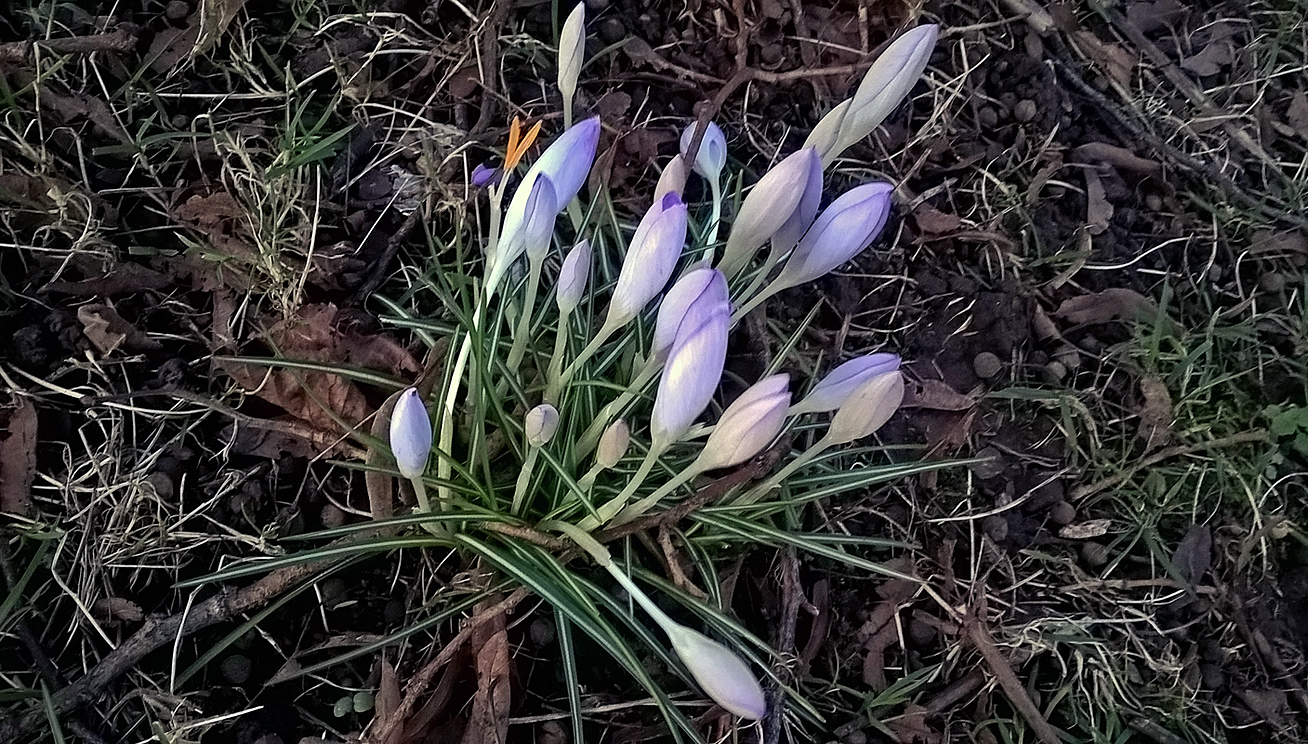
[0,397,38,516]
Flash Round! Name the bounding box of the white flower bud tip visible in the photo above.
[389,388,433,479]
[826,370,904,445]
[696,374,790,471]
[596,419,630,468]
[666,624,766,720]
[525,404,560,447]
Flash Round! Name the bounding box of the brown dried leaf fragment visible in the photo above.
[1136,376,1173,452]
[1055,288,1158,326]
[461,601,511,744]
[0,396,37,516]
[77,303,161,355]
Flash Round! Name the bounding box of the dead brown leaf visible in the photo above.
[461,601,512,744]
[1180,38,1234,77]
[0,397,37,516]
[1083,168,1114,235]
[77,303,161,355]
[92,597,145,624]
[1054,288,1158,326]
[1072,142,1163,176]
[1074,31,1136,89]
[903,379,978,411]
[1059,519,1112,539]
[887,704,942,744]
[375,659,401,735]
[1136,376,1172,451]
[1124,0,1187,34]
[1287,92,1308,140]
[912,203,963,235]
[1248,230,1308,257]
[1170,524,1211,585]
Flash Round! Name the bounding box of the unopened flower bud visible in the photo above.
[719,147,820,277]
[791,353,900,415]
[695,374,790,471]
[556,239,591,313]
[651,267,726,362]
[596,419,630,468]
[826,370,904,445]
[665,624,766,720]
[471,162,501,189]
[604,192,689,328]
[679,121,727,182]
[525,404,560,447]
[557,4,586,109]
[771,182,892,292]
[651,282,729,447]
[652,154,690,202]
[389,388,432,478]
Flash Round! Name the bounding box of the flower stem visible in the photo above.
[547,521,680,635]
[506,253,545,373]
[734,433,833,506]
[511,447,541,515]
[573,356,660,459]
[580,442,663,530]
[611,462,701,525]
[544,307,574,405]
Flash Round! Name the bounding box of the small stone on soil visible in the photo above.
[1054,346,1081,370]
[597,18,625,44]
[977,106,998,129]
[165,0,190,20]
[1081,542,1109,567]
[982,515,1009,541]
[320,503,346,528]
[1201,662,1226,689]
[1044,360,1067,383]
[973,351,1002,379]
[1260,272,1285,292]
[384,599,405,625]
[1014,99,1038,123]
[841,731,867,744]
[530,617,556,646]
[908,616,937,646]
[971,447,1005,479]
[1049,501,1076,526]
[221,654,252,684]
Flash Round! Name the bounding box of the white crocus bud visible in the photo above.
[596,419,630,468]
[525,404,560,447]
[652,154,690,202]
[665,624,767,720]
[718,147,819,278]
[389,388,433,478]
[603,193,689,328]
[804,99,851,165]
[679,120,727,182]
[694,374,790,471]
[556,239,591,313]
[825,370,904,445]
[557,3,585,113]
[790,353,900,415]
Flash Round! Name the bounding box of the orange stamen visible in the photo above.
[504,117,543,171]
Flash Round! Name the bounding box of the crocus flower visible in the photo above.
[805,25,939,165]
[770,182,892,292]
[695,374,791,471]
[525,404,560,447]
[488,175,557,290]
[603,192,689,328]
[651,267,727,362]
[557,3,586,113]
[556,239,591,314]
[596,418,630,468]
[471,162,501,189]
[389,388,432,478]
[666,623,767,720]
[679,121,727,182]
[497,117,601,261]
[825,369,904,445]
[768,149,823,257]
[718,147,820,278]
[650,280,730,447]
[652,154,690,202]
[790,353,900,415]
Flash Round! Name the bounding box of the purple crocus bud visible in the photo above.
[790,353,900,415]
[498,117,601,262]
[471,162,501,189]
[768,148,823,256]
[771,182,892,291]
[603,192,689,328]
[488,175,557,290]
[718,147,820,278]
[556,239,591,314]
[525,403,560,447]
[651,266,726,361]
[805,25,939,165]
[666,624,767,720]
[652,154,690,202]
[695,374,790,471]
[389,388,432,478]
[679,121,727,182]
[650,282,729,447]
[826,369,904,445]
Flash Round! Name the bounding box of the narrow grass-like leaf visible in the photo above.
[177,535,453,587]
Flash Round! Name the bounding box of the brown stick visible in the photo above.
[0,29,137,64]
[963,611,1062,744]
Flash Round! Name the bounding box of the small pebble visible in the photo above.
[530,618,556,646]
[973,351,1002,379]
[908,616,937,646]
[971,447,1005,479]
[319,578,347,609]
[1014,99,1038,123]
[221,654,252,684]
[1145,193,1164,211]
[384,599,406,626]
[977,107,998,129]
[1049,501,1076,526]
[1054,346,1081,371]
[1260,272,1285,292]
[1199,638,1223,662]
[759,44,783,66]
[165,0,190,20]
[841,730,868,744]
[1043,360,1067,383]
[320,503,346,529]
[597,18,625,45]
[1081,542,1109,567]
[145,471,174,501]
[982,515,1009,542]
[1200,662,1226,689]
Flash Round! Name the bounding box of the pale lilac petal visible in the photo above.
[719,148,820,277]
[606,195,689,325]
[389,388,432,478]
[556,239,591,313]
[525,404,560,446]
[650,290,729,446]
[696,374,791,471]
[826,370,905,444]
[679,121,727,180]
[791,353,900,415]
[769,149,824,255]
[775,182,892,289]
[667,625,767,720]
[651,267,723,360]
